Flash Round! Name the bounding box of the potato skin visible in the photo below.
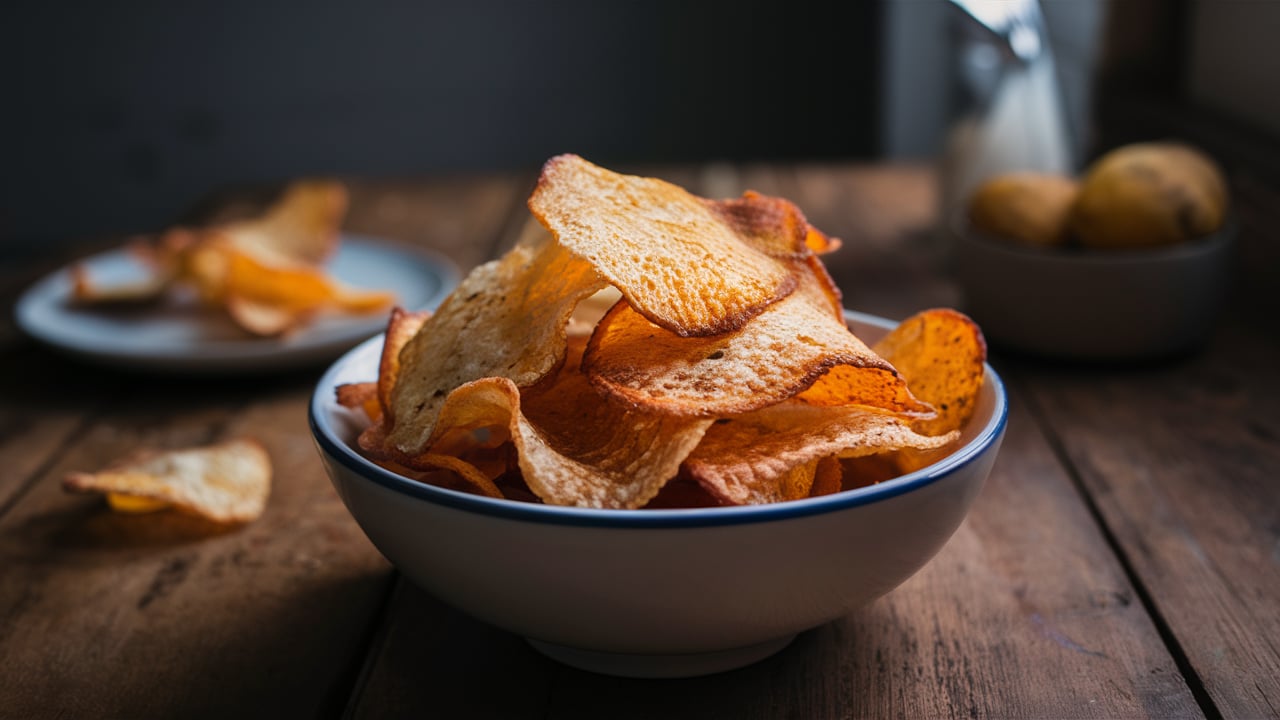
[968,173,1080,248]
[1069,142,1228,250]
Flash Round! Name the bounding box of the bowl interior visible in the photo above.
[310,310,1008,527]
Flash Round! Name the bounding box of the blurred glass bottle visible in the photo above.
[938,0,1075,247]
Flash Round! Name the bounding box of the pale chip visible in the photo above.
[63,438,272,524]
[528,154,798,337]
[387,233,606,455]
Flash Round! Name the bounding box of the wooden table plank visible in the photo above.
[344,163,1203,718]
[1013,171,1280,719]
[0,375,392,719]
[0,250,134,516]
[1019,320,1280,719]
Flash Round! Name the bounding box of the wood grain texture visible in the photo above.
[1019,319,1280,719]
[0,378,393,719]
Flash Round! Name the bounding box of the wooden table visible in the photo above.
[2,163,1277,719]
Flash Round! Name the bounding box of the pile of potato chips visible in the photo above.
[71,180,395,336]
[338,155,986,509]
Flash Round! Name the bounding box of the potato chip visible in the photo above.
[871,308,987,436]
[377,307,432,415]
[387,233,606,455]
[703,190,827,259]
[63,438,271,523]
[404,340,713,508]
[335,381,380,421]
[583,258,930,417]
[67,179,390,337]
[528,154,798,337]
[683,403,956,505]
[217,179,348,265]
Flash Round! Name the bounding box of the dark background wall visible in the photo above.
[1,1,880,252]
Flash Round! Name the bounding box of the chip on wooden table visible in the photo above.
[63,438,272,524]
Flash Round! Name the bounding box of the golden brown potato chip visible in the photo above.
[335,381,380,420]
[584,258,930,417]
[411,341,713,508]
[406,453,504,499]
[386,233,606,455]
[871,308,987,436]
[346,307,431,453]
[223,247,394,313]
[683,403,956,505]
[207,247,394,336]
[63,438,271,524]
[703,190,826,259]
[218,179,348,265]
[377,307,431,415]
[528,154,798,337]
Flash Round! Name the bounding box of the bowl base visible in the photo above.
[526,635,796,678]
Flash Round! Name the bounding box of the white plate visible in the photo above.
[14,235,459,373]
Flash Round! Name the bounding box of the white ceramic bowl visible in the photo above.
[309,311,1008,678]
[955,224,1234,360]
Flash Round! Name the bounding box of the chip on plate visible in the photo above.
[67,179,393,337]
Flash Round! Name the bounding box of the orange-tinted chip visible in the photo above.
[528,154,798,337]
[702,190,818,259]
[584,258,930,417]
[335,381,380,421]
[871,308,987,436]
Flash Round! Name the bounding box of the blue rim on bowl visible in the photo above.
[309,310,1008,528]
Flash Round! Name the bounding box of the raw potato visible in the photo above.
[1069,142,1228,249]
[968,172,1079,248]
